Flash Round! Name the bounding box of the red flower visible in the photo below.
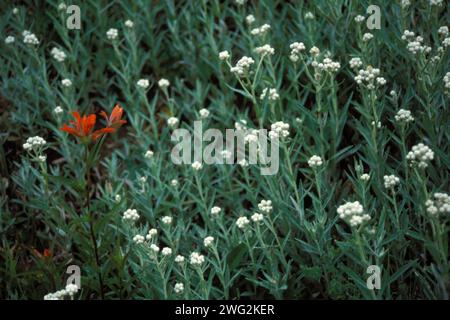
[60,106,125,142]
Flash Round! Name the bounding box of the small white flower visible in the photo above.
[170,179,179,187]
[337,201,370,227]
[438,26,449,37]
[260,88,279,101]
[250,23,271,36]
[167,117,179,128]
[354,15,365,23]
[133,235,145,244]
[230,56,254,76]
[61,79,72,87]
[189,252,205,266]
[23,136,47,151]
[13,7,19,14]
[199,108,210,119]
[150,244,160,253]
[115,194,122,203]
[51,47,66,62]
[58,3,67,11]
[204,236,215,247]
[54,106,64,115]
[161,247,172,256]
[406,143,434,168]
[305,12,314,20]
[125,20,134,28]
[137,79,149,89]
[384,175,400,189]
[146,228,158,240]
[219,50,230,60]
[38,155,47,162]
[144,150,154,159]
[106,28,118,40]
[360,173,371,182]
[238,159,249,167]
[395,109,414,123]
[362,33,374,42]
[236,216,250,229]
[161,216,173,225]
[254,44,275,56]
[65,284,78,296]
[191,161,203,171]
[258,200,272,213]
[5,36,15,44]
[269,121,289,139]
[426,193,450,216]
[158,78,170,89]
[308,155,323,168]
[175,255,185,264]
[174,283,184,294]
[23,32,39,45]
[211,206,222,216]
[123,209,139,221]
[349,57,363,69]
[246,14,255,25]
[309,46,320,57]
[251,212,264,223]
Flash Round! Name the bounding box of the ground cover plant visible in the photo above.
[0,0,449,300]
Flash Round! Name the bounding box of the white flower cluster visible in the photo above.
[406,143,434,168]
[174,283,184,294]
[133,234,145,244]
[44,284,79,300]
[360,173,370,182]
[289,42,306,62]
[161,216,173,225]
[51,47,66,62]
[167,117,179,128]
[230,56,255,76]
[204,236,214,247]
[61,78,72,87]
[258,199,272,213]
[250,23,271,36]
[349,57,363,69]
[354,15,365,23]
[162,247,172,256]
[251,212,264,223]
[191,161,203,170]
[254,44,275,56]
[308,155,323,168]
[354,66,386,89]
[123,209,139,221]
[362,33,374,42]
[150,244,160,253]
[23,136,46,151]
[383,175,400,189]
[444,72,450,90]
[337,201,370,227]
[219,50,230,60]
[146,228,157,240]
[145,150,154,159]
[429,0,443,6]
[106,28,118,40]
[269,121,289,139]
[23,30,39,45]
[401,31,431,54]
[54,106,64,114]
[5,36,15,44]
[236,216,250,229]
[401,0,410,8]
[189,252,205,266]
[395,109,414,123]
[137,79,149,89]
[175,255,185,264]
[311,57,341,74]
[426,193,450,216]
[211,206,222,216]
[438,26,449,37]
[158,78,170,88]
[246,14,255,24]
[305,12,315,20]
[199,108,210,119]
[260,88,279,101]
[125,20,134,28]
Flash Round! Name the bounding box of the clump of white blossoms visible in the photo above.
[44,284,79,300]
[258,199,272,213]
[395,109,414,123]
[401,31,431,55]
[23,136,46,151]
[5,36,15,44]
[254,44,275,56]
[137,79,149,89]
[308,155,323,168]
[133,235,145,244]
[167,117,179,128]
[122,209,139,221]
[146,228,157,240]
[191,161,203,170]
[211,206,222,216]
[61,79,72,87]
[360,173,371,182]
[425,193,450,216]
[269,121,290,139]
[362,33,374,42]
[429,0,443,6]
[150,244,160,253]
[250,23,271,36]
[174,283,184,294]
[204,236,215,247]
[124,20,134,28]
[189,252,205,266]
[170,179,179,187]
[144,149,154,159]
[260,88,279,101]
[354,65,386,90]
[400,0,410,8]
[383,175,400,189]
[161,247,172,256]
[444,72,450,90]
[438,26,448,37]
[246,14,255,25]
[305,12,315,20]
[289,42,306,62]
[354,15,365,23]
[251,212,264,223]
[219,50,230,60]
[406,143,434,168]
[158,78,170,89]
[199,108,210,119]
[161,216,173,225]
[349,57,363,69]
[23,31,39,45]
[230,56,254,76]
[236,216,250,229]
[106,28,118,40]
[337,201,370,227]
[175,255,185,264]
[54,106,64,115]
[51,47,66,62]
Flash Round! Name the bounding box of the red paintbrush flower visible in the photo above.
[100,104,127,129]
